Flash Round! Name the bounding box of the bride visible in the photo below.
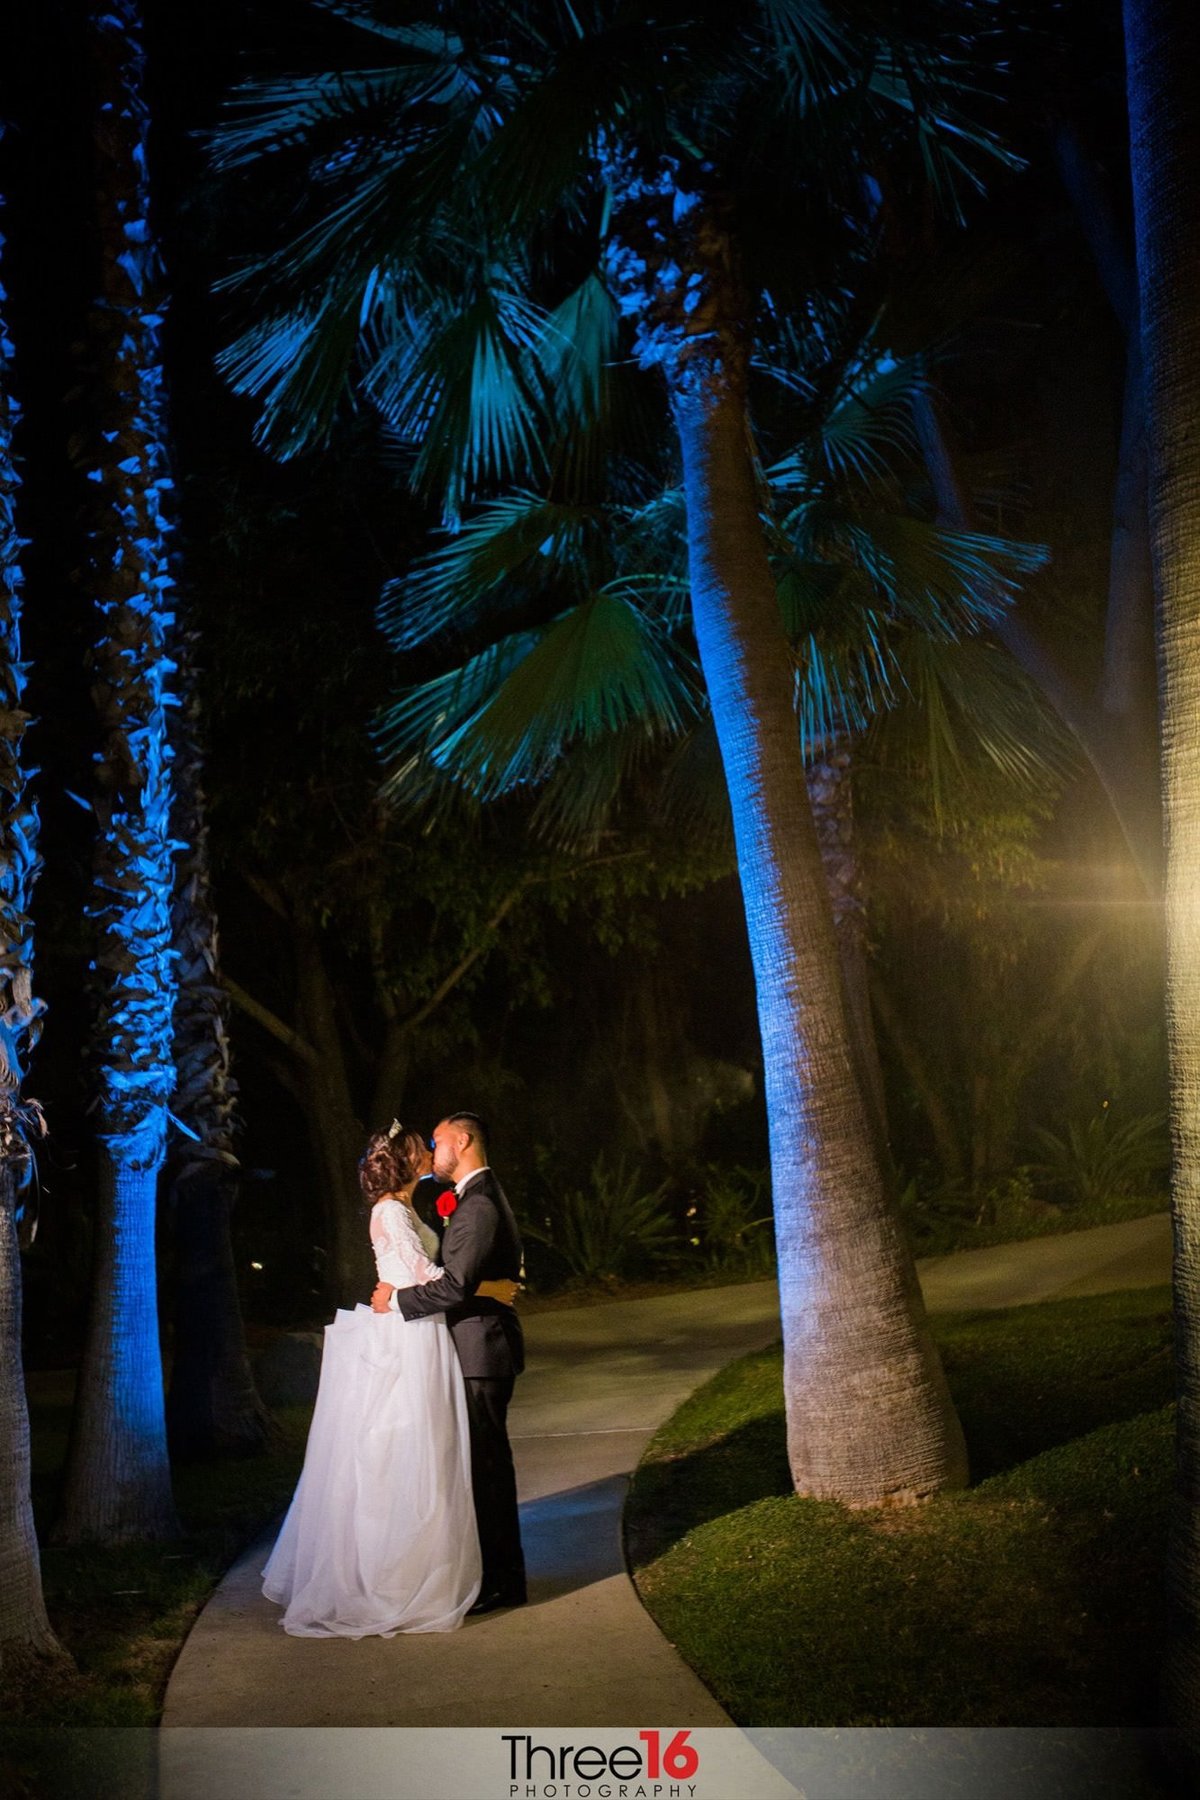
[262,1123,516,1636]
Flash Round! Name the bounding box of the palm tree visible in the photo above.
[212,1,1022,1503]
[373,311,1052,1173]
[1123,0,1200,1772]
[0,155,62,1671]
[55,0,180,1544]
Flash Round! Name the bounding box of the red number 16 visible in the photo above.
[639,1729,700,1779]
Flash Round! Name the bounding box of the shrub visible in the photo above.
[523,1154,677,1283]
[898,1167,1053,1250]
[1028,1109,1168,1208]
[692,1165,775,1275]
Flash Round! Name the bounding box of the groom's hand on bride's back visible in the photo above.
[476,1277,521,1309]
[372,1276,518,1311]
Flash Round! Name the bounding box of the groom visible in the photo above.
[371,1110,527,1614]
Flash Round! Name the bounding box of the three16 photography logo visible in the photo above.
[503,1729,701,1799]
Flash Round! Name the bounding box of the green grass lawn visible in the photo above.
[625,1285,1175,1727]
[6,1385,313,1726]
[900,1188,1167,1260]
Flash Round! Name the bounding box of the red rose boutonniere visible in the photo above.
[436,1190,458,1220]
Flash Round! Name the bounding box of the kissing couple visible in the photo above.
[262,1112,528,1634]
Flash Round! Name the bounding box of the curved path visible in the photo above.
[162,1211,1171,1731]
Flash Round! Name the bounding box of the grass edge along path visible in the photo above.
[625,1285,1174,1728]
[3,1399,312,1727]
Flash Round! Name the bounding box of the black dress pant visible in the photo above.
[463,1375,526,1598]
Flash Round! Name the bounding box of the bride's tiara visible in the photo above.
[386,1118,405,1140]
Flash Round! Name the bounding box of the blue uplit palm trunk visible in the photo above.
[0,172,61,1665]
[55,0,180,1543]
[608,159,967,1503]
[1124,0,1200,1767]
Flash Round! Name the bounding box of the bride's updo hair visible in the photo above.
[358,1125,423,1204]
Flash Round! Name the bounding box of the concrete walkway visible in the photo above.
[161,1211,1171,1732]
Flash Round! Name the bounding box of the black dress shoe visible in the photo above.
[467,1586,527,1615]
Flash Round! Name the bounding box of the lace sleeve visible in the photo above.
[414,1214,441,1263]
[370,1200,442,1287]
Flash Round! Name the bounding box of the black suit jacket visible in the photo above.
[394,1168,525,1379]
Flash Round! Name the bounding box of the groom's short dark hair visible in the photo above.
[447,1110,489,1158]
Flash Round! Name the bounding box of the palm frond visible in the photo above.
[312,3,467,51]
[774,553,911,747]
[757,0,861,76]
[535,273,619,433]
[602,572,692,631]
[786,503,1047,638]
[374,628,541,800]
[365,279,553,513]
[215,289,363,457]
[529,725,650,848]
[795,616,899,749]
[429,590,700,798]
[866,48,1021,221]
[219,115,485,306]
[210,62,467,173]
[816,353,928,482]
[654,717,734,847]
[355,265,444,435]
[476,19,687,232]
[766,348,927,488]
[873,632,1077,816]
[378,493,604,650]
[773,553,874,635]
[621,486,689,580]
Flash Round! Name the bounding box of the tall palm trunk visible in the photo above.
[55,0,180,1543]
[1124,0,1200,1769]
[608,158,966,1504]
[0,1166,57,1670]
[805,741,890,1159]
[166,624,271,1457]
[0,178,61,1668]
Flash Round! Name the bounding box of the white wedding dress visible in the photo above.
[261,1199,482,1635]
